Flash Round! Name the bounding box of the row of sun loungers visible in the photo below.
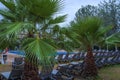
[55,52,86,63]
[32,50,120,80]
[50,61,84,80]
[50,50,120,80]
[55,50,120,63]
[0,50,120,80]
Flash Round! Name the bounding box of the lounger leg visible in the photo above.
[0,76,6,80]
[0,75,1,80]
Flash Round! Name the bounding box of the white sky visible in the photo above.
[60,0,104,26]
[0,0,104,25]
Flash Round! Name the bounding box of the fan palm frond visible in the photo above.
[0,0,15,11]
[49,14,67,24]
[105,32,120,45]
[0,22,34,38]
[0,10,16,20]
[22,38,56,66]
[20,0,63,18]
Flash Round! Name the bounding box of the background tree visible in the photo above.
[53,27,76,51]
[75,5,98,21]
[98,0,120,34]
[75,0,120,34]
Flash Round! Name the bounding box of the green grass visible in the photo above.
[75,65,120,80]
[98,65,120,80]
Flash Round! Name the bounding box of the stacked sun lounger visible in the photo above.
[55,50,120,68]
[0,57,24,80]
[55,52,86,64]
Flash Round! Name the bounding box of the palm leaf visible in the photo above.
[20,0,63,18]
[105,32,120,45]
[72,17,102,35]
[0,0,15,11]
[49,15,67,24]
[0,22,34,39]
[0,10,16,20]
[0,37,18,49]
[71,17,103,46]
[96,25,113,37]
[22,38,56,66]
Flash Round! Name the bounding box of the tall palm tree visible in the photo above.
[0,0,66,80]
[70,17,120,77]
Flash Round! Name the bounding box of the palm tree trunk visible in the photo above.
[40,58,54,79]
[22,33,40,80]
[82,45,98,77]
[40,65,53,79]
[23,59,40,80]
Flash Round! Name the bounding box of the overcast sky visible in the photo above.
[61,0,104,26]
[0,0,104,25]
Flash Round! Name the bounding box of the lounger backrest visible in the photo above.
[9,69,23,79]
[64,53,69,59]
[14,57,23,64]
[14,63,24,69]
[57,54,63,60]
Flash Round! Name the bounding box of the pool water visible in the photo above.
[8,50,73,55]
[8,50,25,55]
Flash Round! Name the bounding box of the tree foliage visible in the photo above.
[75,0,120,34]
[0,1,66,79]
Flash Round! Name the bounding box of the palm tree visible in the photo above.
[105,32,120,51]
[70,17,120,77]
[52,26,75,51]
[0,0,66,80]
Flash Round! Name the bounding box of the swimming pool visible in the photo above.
[8,50,73,55]
[8,50,25,55]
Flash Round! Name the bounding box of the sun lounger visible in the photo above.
[12,57,24,69]
[13,57,24,64]
[0,69,23,80]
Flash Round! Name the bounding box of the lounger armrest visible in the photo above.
[12,62,24,69]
